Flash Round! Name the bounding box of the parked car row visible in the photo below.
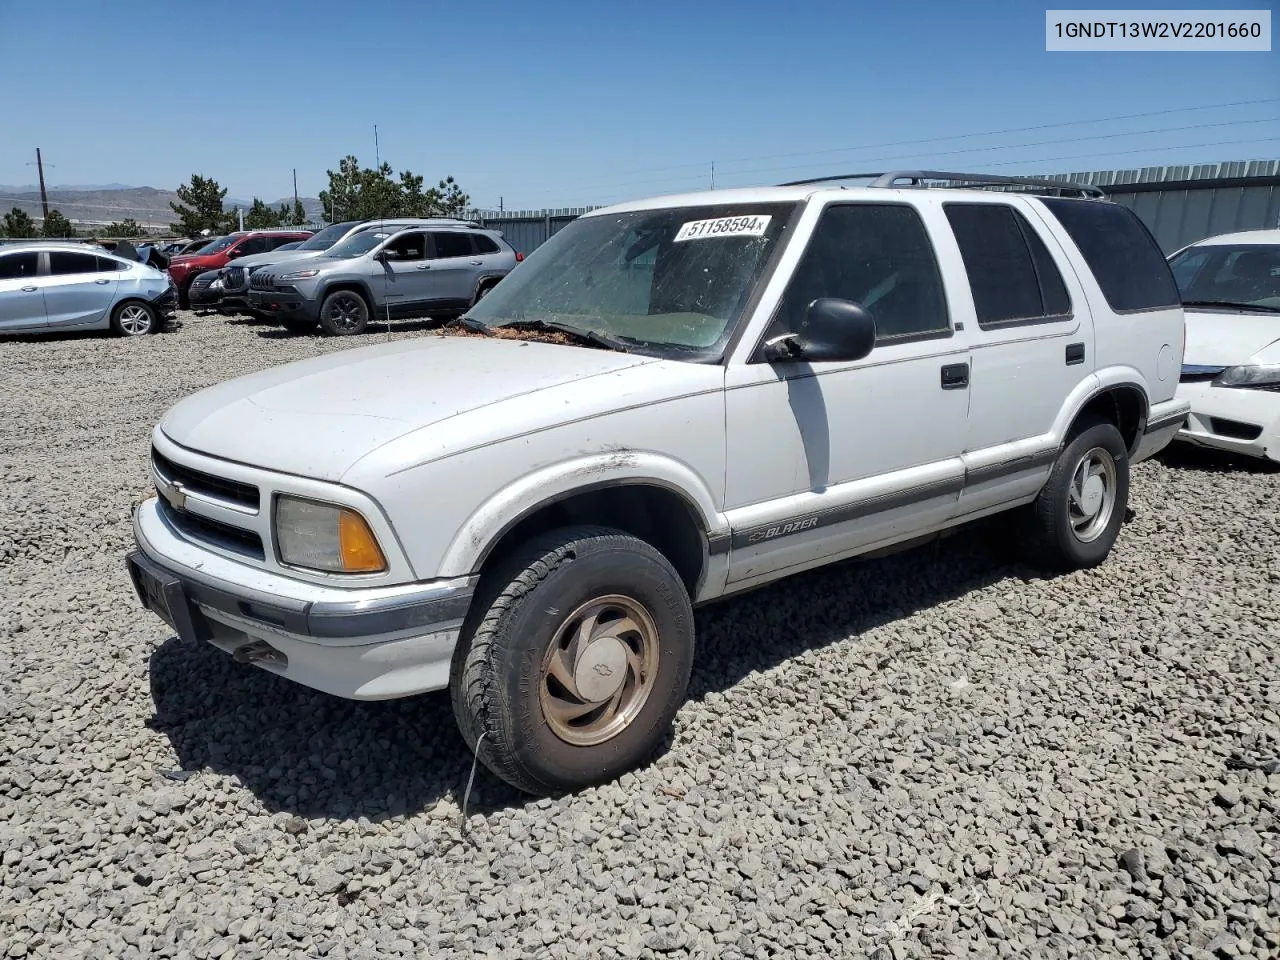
[178,217,524,335]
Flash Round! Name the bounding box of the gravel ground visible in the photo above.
[2,310,1278,960]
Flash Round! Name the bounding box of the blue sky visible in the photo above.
[0,0,1275,212]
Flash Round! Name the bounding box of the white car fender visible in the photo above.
[436,449,730,578]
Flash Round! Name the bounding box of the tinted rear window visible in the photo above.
[49,251,104,275]
[945,203,1072,326]
[473,234,500,254]
[1040,198,1179,312]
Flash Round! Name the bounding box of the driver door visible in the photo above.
[722,201,972,587]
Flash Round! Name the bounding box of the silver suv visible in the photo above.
[247,222,519,335]
[219,218,459,315]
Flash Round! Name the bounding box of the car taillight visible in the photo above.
[515,252,524,262]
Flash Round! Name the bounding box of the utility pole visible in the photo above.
[35,148,50,218]
[374,125,380,169]
[499,196,504,214]
[293,168,299,207]
[710,160,715,191]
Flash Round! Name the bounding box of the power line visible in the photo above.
[515,117,1280,204]
[496,97,1280,192]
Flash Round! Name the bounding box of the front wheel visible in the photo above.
[450,526,694,796]
[1019,416,1129,571]
[318,290,369,336]
[110,301,157,336]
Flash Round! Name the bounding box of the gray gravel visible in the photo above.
[2,310,1278,960]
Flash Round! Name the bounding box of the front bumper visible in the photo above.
[1175,381,1280,462]
[247,288,318,322]
[188,283,223,308]
[127,498,476,700]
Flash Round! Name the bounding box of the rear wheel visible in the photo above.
[472,279,498,306]
[1019,415,1129,571]
[450,526,695,796]
[110,301,157,337]
[318,290,369,336]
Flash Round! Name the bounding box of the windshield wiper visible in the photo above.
[455,316,633,353]
[1183,299,1280,314]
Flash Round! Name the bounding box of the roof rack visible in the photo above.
[778,170,1106,199]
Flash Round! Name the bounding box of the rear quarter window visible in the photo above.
[1039,198,1179,313]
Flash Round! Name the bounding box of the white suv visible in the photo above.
[126,171,1189,796]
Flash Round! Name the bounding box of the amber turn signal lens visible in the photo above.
[338,509,387,573]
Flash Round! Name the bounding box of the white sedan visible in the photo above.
[1170,229,1280,463]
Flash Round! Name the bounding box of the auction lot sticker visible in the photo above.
[674,215,772,242]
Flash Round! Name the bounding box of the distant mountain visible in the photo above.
[0,185,325,229]
[0,182,137,193]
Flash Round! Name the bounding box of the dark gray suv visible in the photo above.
[247,223,520,335]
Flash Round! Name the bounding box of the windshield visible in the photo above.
[297,221,357,251]
[325,229,395,260]
[466,202,798,358]
[192,235,239,256]
[1169,243,1280,310]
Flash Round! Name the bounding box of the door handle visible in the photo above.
[21,285,37,292]
[416,264,431,270]
[940,362,969,390]
[95,279,110,285]
[1065,342,1086,365]
[470,259,483,265]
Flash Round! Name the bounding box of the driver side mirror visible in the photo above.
[761,298,877,363]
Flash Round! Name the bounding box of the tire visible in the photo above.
[472,280,497,306]
[279,316,318,335]
[1019,415,1129,571]
[110,300,157,337]
[318,289,370,336]
[450,525,695,797]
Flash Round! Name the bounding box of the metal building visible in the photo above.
[475,159,1280,255]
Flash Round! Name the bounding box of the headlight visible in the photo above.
[280,269,319,280]
[1215,364,1280,388]
[274,496,387,574]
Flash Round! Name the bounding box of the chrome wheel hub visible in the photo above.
[1068,447,1117,543]
[119,305,151,334]
[539,595,659,747]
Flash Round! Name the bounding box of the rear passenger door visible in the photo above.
[0,251,47,331]
[42,250,122,327]
[425,231,483,307]
[941,200,1093,515]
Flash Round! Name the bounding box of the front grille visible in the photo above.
[1208,417,1263,441]
[250,272,275,290]
[191,276,213,290]
[152,447,260,511]
[225,266,245,289]
[160,499,265,560]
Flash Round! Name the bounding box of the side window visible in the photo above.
[382,232,426,261]
[432,232,474,259]
[945,203,1072,327]
[0,252,40,279]
[472,234,500,254]
[236,238,268,256]
[96,256,129,272]
[1040,198,1180,312]
[49,251,104,275]
[1167,248,1210,291]
[772,203,950,342]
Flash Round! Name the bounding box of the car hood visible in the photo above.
[1183,309,1280,366]
[159,336,666,482]
[231,249,324,269]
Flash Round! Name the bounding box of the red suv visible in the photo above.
[168,229,313,308]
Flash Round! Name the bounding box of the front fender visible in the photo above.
[437,450,728,577]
